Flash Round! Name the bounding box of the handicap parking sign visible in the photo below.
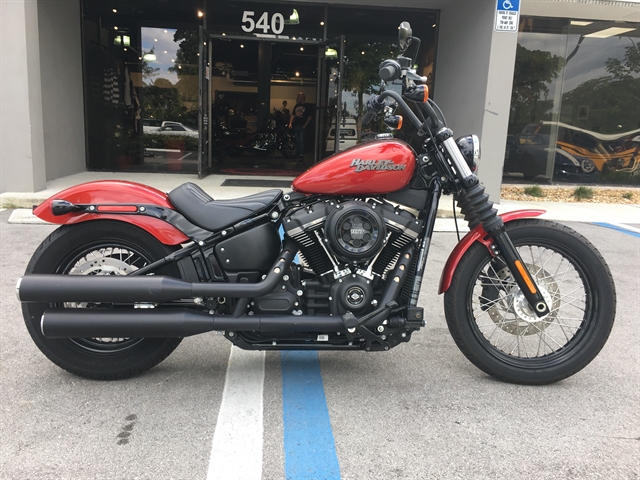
[495,0,520,32]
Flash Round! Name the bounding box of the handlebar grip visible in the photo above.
[378,60,401,82]
[362,109,377,126]
[362,95,384,126]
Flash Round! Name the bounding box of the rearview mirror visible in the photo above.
[398,22,413,53]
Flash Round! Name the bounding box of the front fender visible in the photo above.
[33,181,189,245]
[438,210,545,294]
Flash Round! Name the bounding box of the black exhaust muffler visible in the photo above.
[40,308,346,338]
[18,241,296,303]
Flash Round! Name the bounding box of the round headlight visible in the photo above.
[455,135,480,172]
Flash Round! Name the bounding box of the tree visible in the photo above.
[341,41,396,139]
[561,44,640,133]
[509,44,564,133]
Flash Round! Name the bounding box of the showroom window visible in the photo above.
[504,17,640,184]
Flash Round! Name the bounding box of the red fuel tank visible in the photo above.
[292,140,416,195]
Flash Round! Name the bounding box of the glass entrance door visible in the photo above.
[204,34,324,170]
[198,26,211,178]
[315,36,345,162]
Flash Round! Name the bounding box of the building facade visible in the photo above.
[1,0,639,200]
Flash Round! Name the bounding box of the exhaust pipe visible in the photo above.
[40,308,346,338]
[18,241,296,303]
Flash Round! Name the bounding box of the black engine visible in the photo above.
[282,198,423,316]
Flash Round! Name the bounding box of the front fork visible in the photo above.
[454,178,550,318]
[488,229,550,317]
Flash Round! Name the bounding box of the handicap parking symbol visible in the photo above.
[495,0,520,31]
[497,0,520,11]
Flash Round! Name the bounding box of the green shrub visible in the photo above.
[143,134,198,152]
[573,186,594,200]
[523,185,545,198]
[622,192,634,200]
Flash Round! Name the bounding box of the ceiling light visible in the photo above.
[361,51,365,55]
[320,21,324,26]
[114,26,118,30]
[197,10,204,18]
[295,72,300,77]
[584,27,636,38]
[240,44,244,48]
[300,47,304,51]
[570,21,593,26]
[112,8,117,13]
[432,24,436,28]
[154,38,158,42]
[284,9,300,25]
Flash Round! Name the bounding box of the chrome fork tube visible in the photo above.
[436,128,474,182]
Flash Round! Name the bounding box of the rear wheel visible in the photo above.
[22,221,184,380]
[444,219,616,384]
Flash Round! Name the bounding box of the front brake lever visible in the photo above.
[406,70,427,84]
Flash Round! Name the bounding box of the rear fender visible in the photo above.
[33,181,189,245]
[438,210,545,294]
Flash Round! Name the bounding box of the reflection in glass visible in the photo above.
[141,28,199,172]
[505,18,640,184]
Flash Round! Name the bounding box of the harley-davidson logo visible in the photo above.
[350,158,407,173]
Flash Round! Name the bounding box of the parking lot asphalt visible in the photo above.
[1,209,638,480]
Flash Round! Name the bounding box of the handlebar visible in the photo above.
[362,90,443,133]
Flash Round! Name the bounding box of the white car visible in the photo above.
[326,118,358,152]
[143,121,199,137]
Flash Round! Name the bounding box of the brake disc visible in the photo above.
[484,265,559,335]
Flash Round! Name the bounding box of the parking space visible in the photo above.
[1,211,638,480]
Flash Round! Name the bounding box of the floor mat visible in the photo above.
[219,167,301,177]
[221,179,294,188]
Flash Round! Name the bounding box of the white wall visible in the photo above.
[435,0,518,201]
[37,0,86,181]
[0,0,47,193]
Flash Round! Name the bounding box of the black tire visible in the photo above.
[22,221,184,380]
[444,219,616,385]
[281,136,298,158]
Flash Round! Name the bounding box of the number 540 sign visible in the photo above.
[241,11,286,34]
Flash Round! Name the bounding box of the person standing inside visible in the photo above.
[288,92,314,162]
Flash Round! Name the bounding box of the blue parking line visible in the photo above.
[281,351,341,480]
[592,222,640,238]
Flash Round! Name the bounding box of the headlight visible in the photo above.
[455,135,480,172]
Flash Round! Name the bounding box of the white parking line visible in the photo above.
[207,347,265,480]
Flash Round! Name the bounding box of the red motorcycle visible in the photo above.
[17,23,615,384]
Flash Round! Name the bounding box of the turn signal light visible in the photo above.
[383,115,403,130]
[404,85,429,103]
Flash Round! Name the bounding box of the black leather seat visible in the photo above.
[168,183,282,232]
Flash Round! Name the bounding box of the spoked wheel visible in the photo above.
[22,221,185,380]
[445,219,616,384]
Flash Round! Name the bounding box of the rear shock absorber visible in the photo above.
[455,183,550,317]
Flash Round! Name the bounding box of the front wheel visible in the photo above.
[280,135,298,158]
[444,219,616,384]
[22,221,185,380]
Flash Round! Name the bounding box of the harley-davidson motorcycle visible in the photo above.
[17,23,615,384]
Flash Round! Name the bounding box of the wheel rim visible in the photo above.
[471,244,591,363]
[55,242,155,354]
